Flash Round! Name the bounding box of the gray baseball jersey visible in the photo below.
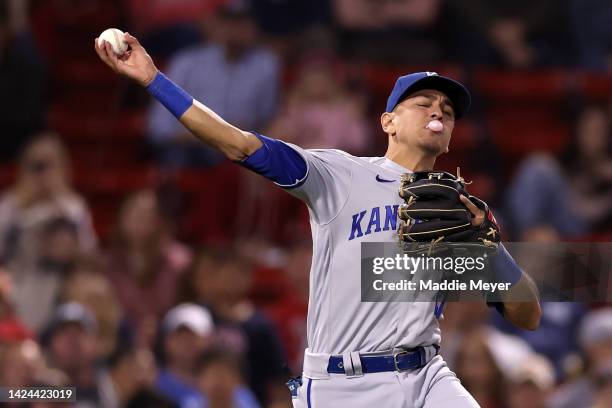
[284,144,440,355]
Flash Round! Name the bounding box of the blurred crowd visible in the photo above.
[1,0,612,407]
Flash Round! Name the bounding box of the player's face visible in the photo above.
[386,89,455,156]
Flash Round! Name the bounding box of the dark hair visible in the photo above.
[63,255,104,278]
[126,390,178,408]
[195,346,245,377]
[113,189,164,245]
[454,330,506,402]
[559,103,612,170]
[176,246,247,304]
[106,342,136,369]
[0,0,7,26]
[42,216,78,238]
[18,132,67,161]
[217,0,254,20]
[110,189,169,286]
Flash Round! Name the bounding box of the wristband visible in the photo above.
[491,244,523,286]
[146,72,193,119]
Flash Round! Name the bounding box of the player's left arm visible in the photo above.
[461,196,542,331]
[495,264,542,331]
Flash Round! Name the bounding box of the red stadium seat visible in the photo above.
[179,164,242,243]
[363,63,465,90]
[32,0,126,61]
[49,106,146,141]
[49,105,147,167]
[576,72,612,101]
[53,59,120,88]
[488,112,570,156]
[0,166,16,189]
[567,232,612,242]
[249,266,291,307]
[449,120,479,150]
[73,167,159,196]
[474,69,568,102]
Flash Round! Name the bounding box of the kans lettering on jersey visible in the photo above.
[349,205,399,240]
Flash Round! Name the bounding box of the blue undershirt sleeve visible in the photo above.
[239,132,308,189]
[486,244,526,315]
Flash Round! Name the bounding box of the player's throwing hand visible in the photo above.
[94,33,158,87]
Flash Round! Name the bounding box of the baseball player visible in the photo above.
[95,33,541,408]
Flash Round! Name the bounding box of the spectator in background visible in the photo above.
[568,0,612,71]
[260,240,310,373]
[0,267,31,343]
[0,134,96,331]
[104,189,191,348]
[195,347,261,408]
[438,302,491,368]
[507,104,612,239]
[0,133,97,267]
[333,0,443,63]
[453,328,506,408]
[251,0,331,38]
[0,339,69,407]
[10,216,82,332]
[550,308,612,408]
[98,344,176,408]
[443,0,569,67]
[155,303,261,408]
[490,302,585,381]
[249,0,332,58]
[267,53,370,153]
[453,327,534,408]
[592,363,612,408]
[126,0,225,59]
[156,303,214,408]
[147,1,280,168]
[62,259,125,360]
[0,0,47,159]
[0,339,38,389]
[506,354,555,408]
[42,302,101,407]
[179,249,289,407]
[560,105,612,232]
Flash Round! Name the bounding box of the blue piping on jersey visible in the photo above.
[434,300,445,318]
[307,378,312,408]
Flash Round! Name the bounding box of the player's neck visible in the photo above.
[384,148,437,172]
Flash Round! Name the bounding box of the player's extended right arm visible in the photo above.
[94,33,263,160]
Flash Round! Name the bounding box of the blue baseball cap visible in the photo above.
[386,72,471,119]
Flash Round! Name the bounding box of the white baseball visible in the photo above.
[97,28,128,56]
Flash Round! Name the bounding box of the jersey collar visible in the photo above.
[381,158,412,174]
